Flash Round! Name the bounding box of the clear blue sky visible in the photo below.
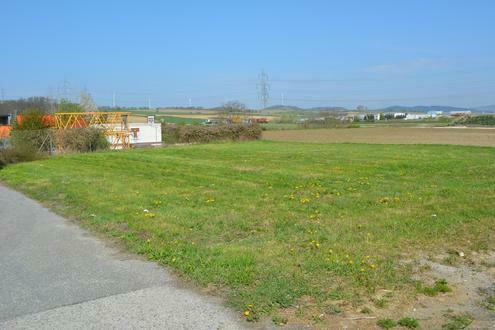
[2,0,494,109]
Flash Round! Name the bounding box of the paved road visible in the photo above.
[0,185,245,329]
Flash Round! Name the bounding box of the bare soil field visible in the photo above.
[263,127,495,147]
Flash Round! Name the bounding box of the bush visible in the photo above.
[299,117,354,129]
[0,145,46,168]
[11,129,53,152]
[162,124,262,144]
[10,109,53,153]
[456,115,495,126]
[53,128,109,152]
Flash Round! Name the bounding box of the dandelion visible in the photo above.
[315,243,320,248]
[300,198,310,204]
[244,310,250,316]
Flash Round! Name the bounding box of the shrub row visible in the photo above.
[456,115,495,126]
[1,128,108,168]
[53,128,109,153]
[162,124,262,144]
[298,118,358,129]
[0,143,46,168]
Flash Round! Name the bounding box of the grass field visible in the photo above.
[264,127,495,147]
[1,141,494,323]
[129,114,202,124]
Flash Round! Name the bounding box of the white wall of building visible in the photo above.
[129,123,162,145]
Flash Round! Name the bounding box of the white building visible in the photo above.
[405,113,428,120]
[129,122,162,146]
[427,110,443,118]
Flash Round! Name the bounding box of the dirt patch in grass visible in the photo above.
[271,252,495,329]
[263,127,495,147]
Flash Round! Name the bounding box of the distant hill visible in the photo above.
[473,105,495,113]
[376,105,472,113]
[264,105,349,112]
[307,106,349,112]
[263,105,304,112]
[264,104,490,113]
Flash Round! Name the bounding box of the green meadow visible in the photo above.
[1,141,494,320]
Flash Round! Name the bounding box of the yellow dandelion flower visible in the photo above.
[244,310,250,316]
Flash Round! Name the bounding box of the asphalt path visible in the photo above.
[0,184,245,329]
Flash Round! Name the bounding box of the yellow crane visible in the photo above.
[54,112,131,149]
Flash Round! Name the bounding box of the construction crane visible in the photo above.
[54,112,131,149]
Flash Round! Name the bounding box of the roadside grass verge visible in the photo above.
[1,141,494,321]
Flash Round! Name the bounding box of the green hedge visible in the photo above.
[458,115,495,126]
[162,124,262,144]
[53,128,109,153]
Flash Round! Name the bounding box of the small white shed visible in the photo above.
[129,123,162,146]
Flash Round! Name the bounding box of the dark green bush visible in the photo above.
[454,115,495,126]
[0,145,46,168]
[53,128,109,152]
[162,124,262,144]
[10,109,53,153]
[0,109,53,167]
[299,117,354,129]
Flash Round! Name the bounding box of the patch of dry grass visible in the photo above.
[263,127,495,147]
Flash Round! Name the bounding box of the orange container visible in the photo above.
[0,125,11,138]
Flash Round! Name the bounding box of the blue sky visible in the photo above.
[1,0,494,109]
